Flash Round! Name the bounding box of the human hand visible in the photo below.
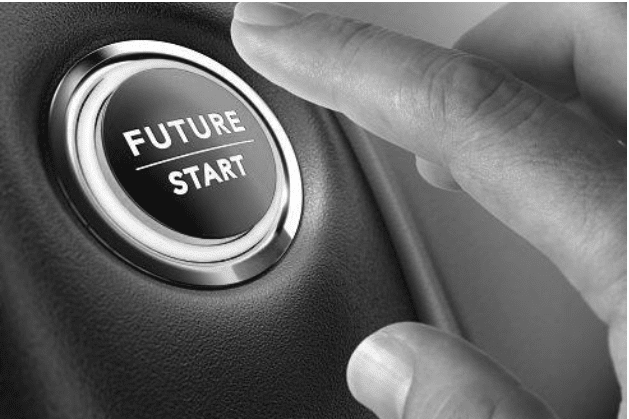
[231,3,627,418]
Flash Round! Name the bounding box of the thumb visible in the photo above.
[347,322,557,419]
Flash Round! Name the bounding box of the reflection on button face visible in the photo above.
[103,69,277,239]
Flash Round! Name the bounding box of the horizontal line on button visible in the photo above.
[135,139,256,171]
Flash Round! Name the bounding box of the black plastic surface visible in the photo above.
[0,3,416,418]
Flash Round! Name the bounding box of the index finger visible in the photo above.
[231,3,626,326]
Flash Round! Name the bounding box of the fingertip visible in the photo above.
[230,3,315,99]
[230,13,275,79]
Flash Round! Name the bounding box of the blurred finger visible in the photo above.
[347,322,557,419]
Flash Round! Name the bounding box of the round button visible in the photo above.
[49,41,302,287]
[102,68,277,239]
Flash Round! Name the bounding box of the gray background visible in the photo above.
[299,3,618,419]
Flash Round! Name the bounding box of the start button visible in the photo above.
[49,41,302,287]
[103,68,277,239]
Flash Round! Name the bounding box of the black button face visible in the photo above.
[102,68,277,239]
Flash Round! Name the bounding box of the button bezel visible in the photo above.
[49,41,303,287]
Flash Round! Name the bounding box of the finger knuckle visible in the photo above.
[423,55,552,170]
[427,55,523,127]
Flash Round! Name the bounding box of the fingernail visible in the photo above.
[347,332,414,419]
[233,2,305,27]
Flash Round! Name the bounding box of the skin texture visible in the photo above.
[230,3,627,419]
